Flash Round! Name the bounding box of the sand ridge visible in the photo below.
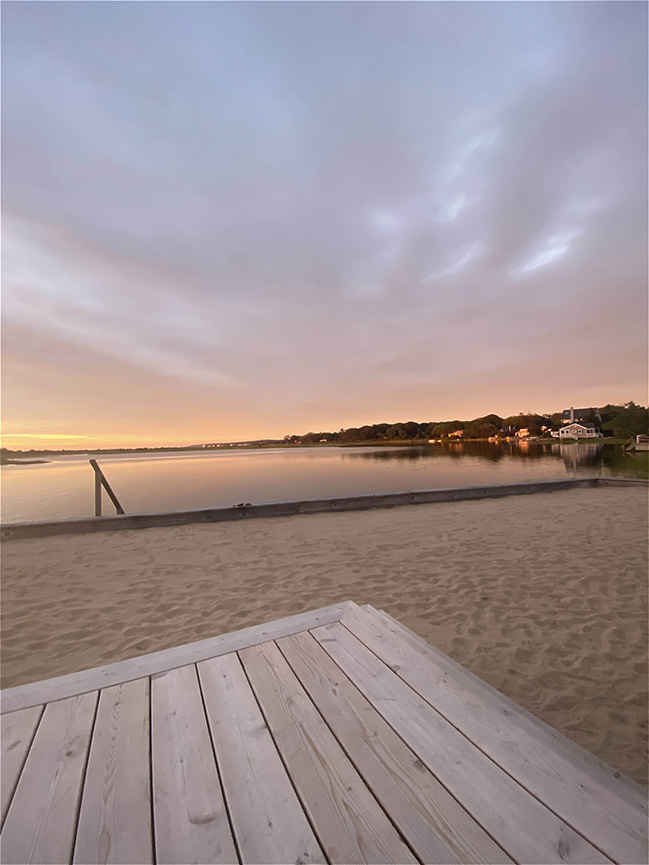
[1,486,647,785]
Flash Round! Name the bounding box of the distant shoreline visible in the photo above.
[0,437,633,462]
[0,458,52,465]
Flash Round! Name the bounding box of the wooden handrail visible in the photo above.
[89,459,125,516]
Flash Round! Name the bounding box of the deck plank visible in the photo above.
[73,679,152,864]
[198,651,325,864]
[0,705,43,829]
[277,630,512,865]
[2,601,644,865]
[1,602,351,714]
[369,604,647,804]
[240,640,417,865]
[369,603,648,808]
[346,603,648,864]
[0,692,98,865]
[314,621,611,865]
[151,664,238,865]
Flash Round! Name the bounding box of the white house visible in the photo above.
[551,423,603,440]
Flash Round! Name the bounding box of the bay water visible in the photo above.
[1,441,645,523]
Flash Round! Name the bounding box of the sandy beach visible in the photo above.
[2,485,647,785]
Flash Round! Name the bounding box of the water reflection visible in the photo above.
[342,440,648,477]
[551,442,601,471]
[343,440,556,463]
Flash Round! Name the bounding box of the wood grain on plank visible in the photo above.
[346,603,648,865]
[198,652,325,864]
[368,603,648,809]
[0,705,43,829]
[151,664,237,865]
[0,692,98,865]
[239,639,416,865]
[313,621,611,865]
[73,678,152,864]
[278,630,512,865]
[370,605,647,800]
[1,602,351,715]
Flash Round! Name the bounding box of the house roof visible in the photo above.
[561,408,599,419]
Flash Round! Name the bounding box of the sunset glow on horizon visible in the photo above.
[2,2,647,450]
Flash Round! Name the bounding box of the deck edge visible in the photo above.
[0,601,353,714]
[357,603,649,805]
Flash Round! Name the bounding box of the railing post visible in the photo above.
[94,469,102,517]
[89,459,125,516]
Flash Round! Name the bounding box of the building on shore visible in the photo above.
[561,407,601,424]
[551,422,603,440]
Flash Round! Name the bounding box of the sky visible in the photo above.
[2,1,647,449]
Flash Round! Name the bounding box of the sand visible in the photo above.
[2,485,647,785]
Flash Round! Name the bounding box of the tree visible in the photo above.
[600,403,649,439]
[338,427,360,443]
[357,425,377,441]
[432,421,463,438]
[463,414,502,438]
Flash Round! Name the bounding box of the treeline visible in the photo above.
[285,402,649,444]
[600,402,649,438]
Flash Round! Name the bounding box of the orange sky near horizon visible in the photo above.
[3,344,646,452]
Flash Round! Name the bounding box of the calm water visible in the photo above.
[1,442,646,523]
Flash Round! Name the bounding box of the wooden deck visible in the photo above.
[1,601,646,864]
